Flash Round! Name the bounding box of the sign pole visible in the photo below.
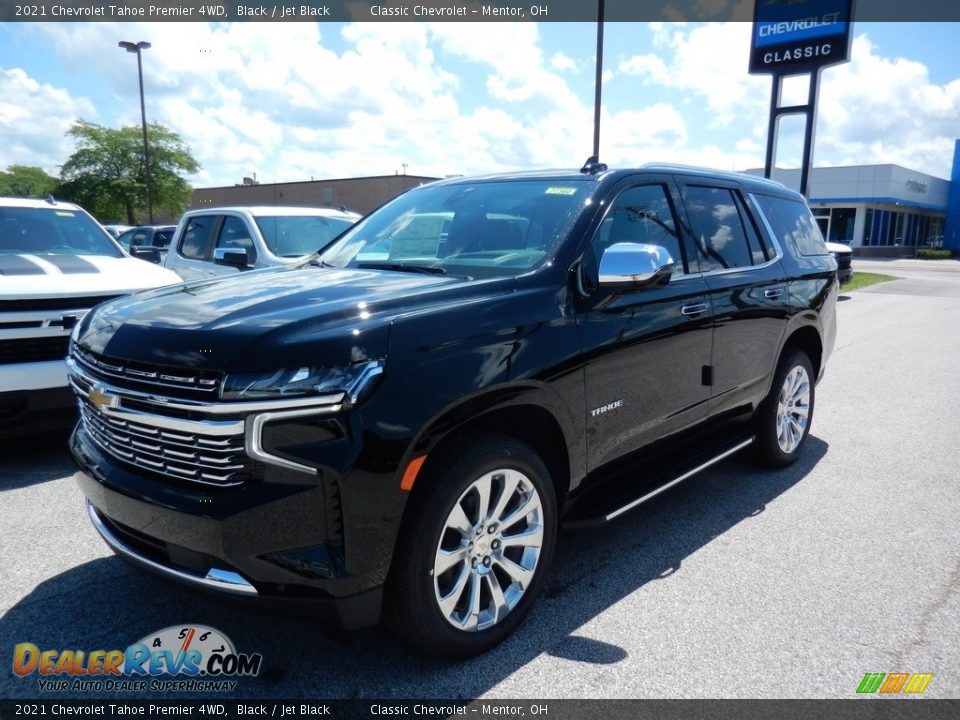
[750,0,853,197]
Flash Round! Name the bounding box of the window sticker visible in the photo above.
[545,187,577,196]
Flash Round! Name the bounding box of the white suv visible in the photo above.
[163,206,360,281]
[0,197,181,438]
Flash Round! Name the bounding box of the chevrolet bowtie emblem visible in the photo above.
[89,385,119,413]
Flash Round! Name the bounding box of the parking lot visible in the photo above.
[2,259,959,700]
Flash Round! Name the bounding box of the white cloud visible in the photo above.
[1,21,957,192]
[550,52,578,73]
[815,34,960,178]
[617,23,769,129]
[0,67,96,175]
[616,23,960,178]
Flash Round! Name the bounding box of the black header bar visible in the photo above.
[2,0,960,22]
[2,700,960,720]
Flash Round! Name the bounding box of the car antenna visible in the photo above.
[579,156,607,175]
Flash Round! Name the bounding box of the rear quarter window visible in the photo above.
[752,194,828,257]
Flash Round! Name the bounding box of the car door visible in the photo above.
[576,177,714,471]
[675,179,790,417]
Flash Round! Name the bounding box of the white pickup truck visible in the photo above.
[0,197,181,438]
[163,205,360,281]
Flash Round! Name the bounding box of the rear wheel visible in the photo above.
[753,349,815,467]
[386,434,557,658]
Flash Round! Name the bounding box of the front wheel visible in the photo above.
[753,348,815,467]
[385,434,557,658]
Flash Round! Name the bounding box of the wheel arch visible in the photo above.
[781,324,824,380]
[398,386,578,518]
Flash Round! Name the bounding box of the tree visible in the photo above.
[59,120,199,224]
[0,165,59,198]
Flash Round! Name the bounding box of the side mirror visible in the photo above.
[129,246,161,264]
[213,247,250,269]
[598,243,675,288]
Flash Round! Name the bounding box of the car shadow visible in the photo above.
[0,437,827,700]
[0,429,75,490]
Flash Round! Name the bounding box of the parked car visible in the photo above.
[0,197,182,438]
[825,241,853,284]
[68,165,837,657]
[102,224,134,239]
[163,206,361,281]
[115,225,177,264]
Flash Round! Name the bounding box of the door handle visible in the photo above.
[680,303,708,317]
[764,288,785,300]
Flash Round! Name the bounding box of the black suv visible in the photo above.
[69,165,837,657]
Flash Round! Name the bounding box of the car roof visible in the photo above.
[423,164,800,199]
[183,206,361,218]
[0,196,85,211]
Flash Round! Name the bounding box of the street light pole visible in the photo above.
[119,40,153,224]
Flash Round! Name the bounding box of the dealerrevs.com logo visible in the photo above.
[12,625,262,693]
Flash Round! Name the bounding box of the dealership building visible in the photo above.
[190,173,439,216]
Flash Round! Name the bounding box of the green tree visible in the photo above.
[0,165,59,198]
[59,120,199,224]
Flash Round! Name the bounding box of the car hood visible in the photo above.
[76,265,512,371]
[0,254,181,299]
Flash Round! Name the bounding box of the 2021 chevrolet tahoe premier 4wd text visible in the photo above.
[69,164,837,657]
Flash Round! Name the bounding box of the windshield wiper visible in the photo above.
[301,257,338,268]
[355,262,447,275]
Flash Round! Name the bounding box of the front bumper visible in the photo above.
[0,385,75,439]
[72,426,388,629]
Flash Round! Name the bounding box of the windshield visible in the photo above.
[255,214,357,258]
[0,206,122,258]
[318,180,590,278]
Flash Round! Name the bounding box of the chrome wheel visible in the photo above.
[432,468,545,632]
[776,364,811,454]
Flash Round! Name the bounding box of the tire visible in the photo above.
[385,433,558,658]
[753,348,815,467]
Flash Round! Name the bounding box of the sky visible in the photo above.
[0,20,958,189]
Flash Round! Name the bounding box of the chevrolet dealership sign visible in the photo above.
[750,0,854,75]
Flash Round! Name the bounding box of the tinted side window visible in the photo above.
[735,193,769,264]
[154,230,173,248]
[683,186,753,272]
[753,194,828,256]
[745,195,777,260]
[595,184,684,274]
[179,216,216,260]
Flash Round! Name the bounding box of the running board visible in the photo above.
[563,435,754,529]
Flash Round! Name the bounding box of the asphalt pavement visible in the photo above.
[1,262,958,700]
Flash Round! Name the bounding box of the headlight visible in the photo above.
[220,359,384,404]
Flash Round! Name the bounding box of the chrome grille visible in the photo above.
[68,351,348,484]
[72,345,221,399]
[78,402,250,486]
[0,336,70,364]
[69,364,251,488]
